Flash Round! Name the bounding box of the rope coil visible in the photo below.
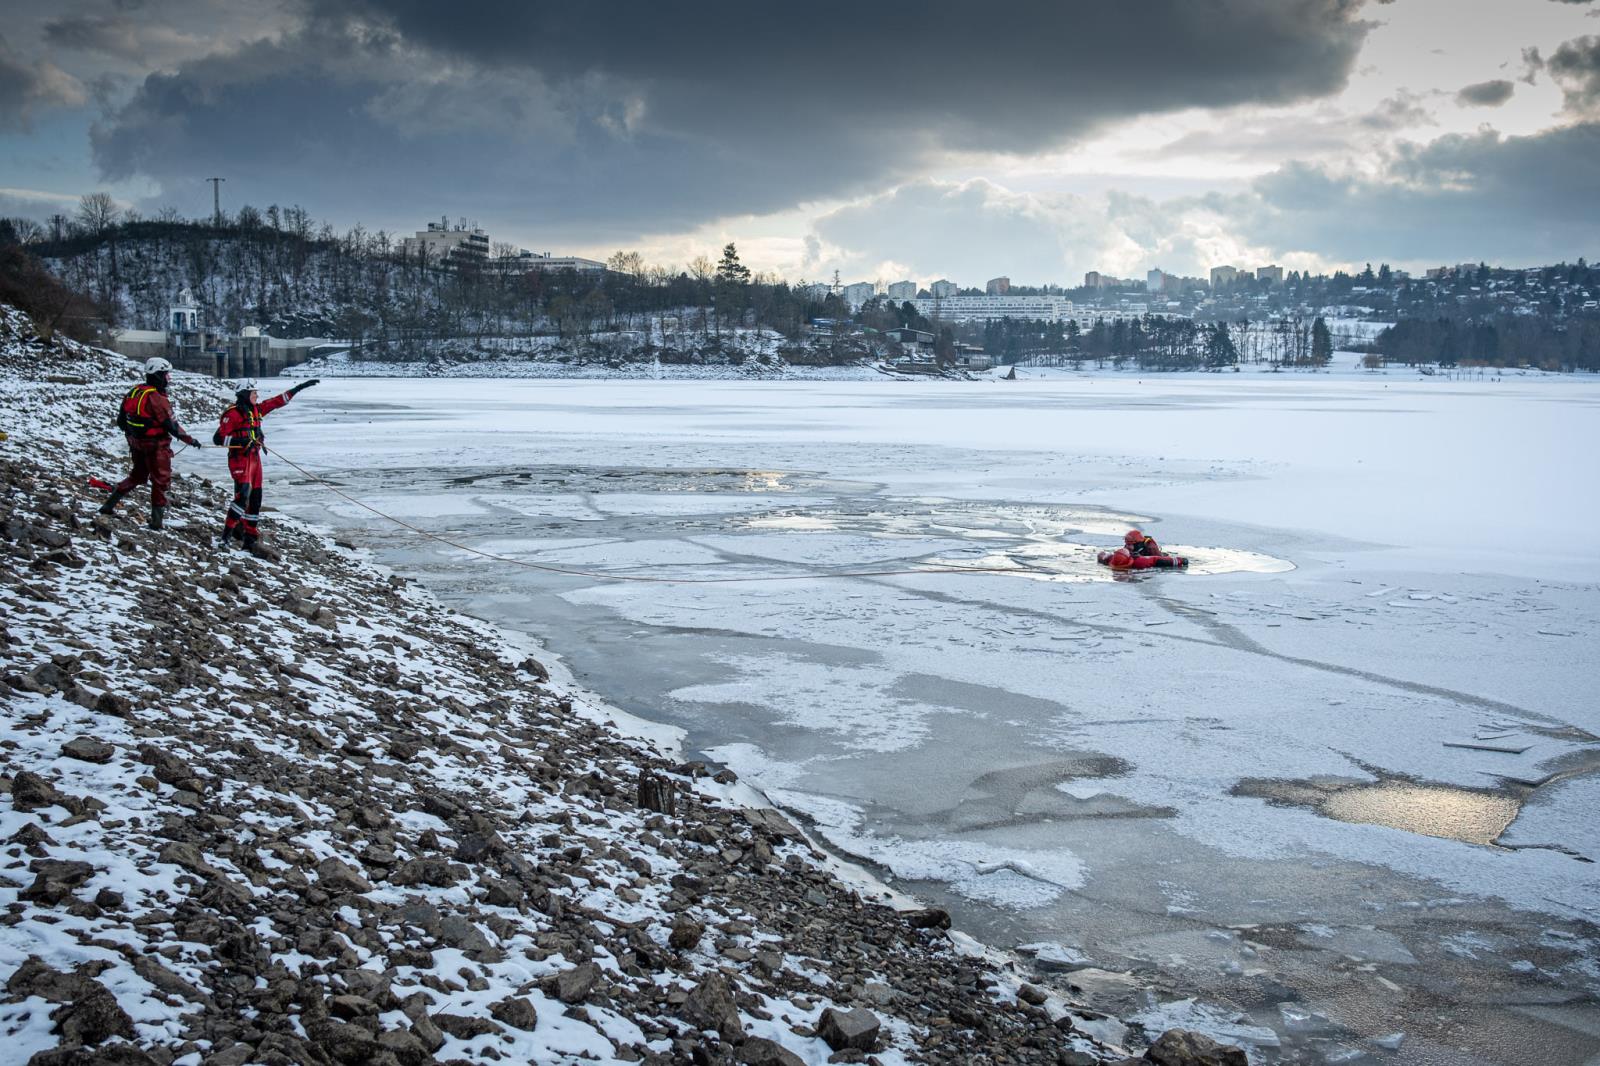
[265,445,1025,585]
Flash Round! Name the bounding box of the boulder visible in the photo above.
[60,737,114,764]
[557,961,600,1004]
[1145,1028,1250,1066]
[489,996,539,1031]
[305,1019,382,1064]
[902,907,952,930]
[52,979,136,1046]
[816,1006,880,1052]
[737,1036,806,1066]
[681,973,743,1042]
[668,915,704,951]
[637,772,677,816]
[390,857,461,887]
[437,915,493,954]
[315,857,372,895]
[10,770,59,812]
[432,1013,498,1039]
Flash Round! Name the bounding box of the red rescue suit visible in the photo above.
[114,383,192,506]
[215,392,291,545]
[1126,534,1164,558]
[1100,548,1188,571]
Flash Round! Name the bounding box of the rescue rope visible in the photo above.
[264,445,1026,585]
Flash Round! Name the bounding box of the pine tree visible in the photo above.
[1310,316,1333,367]
[715,243,750,286]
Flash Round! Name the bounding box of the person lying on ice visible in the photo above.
[1106,547,1187,570]
[214,377,318,551]
[101,357,203,530]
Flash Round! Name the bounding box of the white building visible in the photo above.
[1210,265,1239,288]
[913,295,1074,323]
[886,280,918,300]
[929,279,959,298]
[400,220,491,267]
[841,282,878,308]
[1146,269,1167,292]
[1257,264,1284,284]
[493,250,606,274]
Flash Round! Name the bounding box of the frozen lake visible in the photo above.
[259,371,1600,1064]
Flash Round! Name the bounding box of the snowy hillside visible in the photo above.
[0,304,1221,1064]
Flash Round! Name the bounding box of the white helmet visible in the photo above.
[234,378,258,395]
[143,356,172,375]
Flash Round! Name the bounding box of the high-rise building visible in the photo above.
[1146,269,1167,292]
[985,276,1011,295]
[1257,264,1284,284]
[886,281,918,300]
[930,279,959,298]
[1210,265,1239,288]
[841,282,878,308]
[1084,271,1104,289]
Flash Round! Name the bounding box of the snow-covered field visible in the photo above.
[267,366,1600,1062]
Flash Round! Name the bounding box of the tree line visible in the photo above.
[1371,315,1600,372]
[9,200,870,362]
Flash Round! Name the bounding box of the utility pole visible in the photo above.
[207,177,225,225]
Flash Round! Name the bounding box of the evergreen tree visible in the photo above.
[715,242,751,286]
[1310,317,1333,367]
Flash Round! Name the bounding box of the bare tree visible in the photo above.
[5,217,45,243]
[76,192,119,235]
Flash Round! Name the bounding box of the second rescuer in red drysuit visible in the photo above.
[214,377,318,548]
[101,357,203,530]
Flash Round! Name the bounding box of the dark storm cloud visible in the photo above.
[0,33,85,130]
[1549,36,1600,112]
[89,0,1371,241]
[44,15,144,59]
[809,120,1600,283]
[1235,123,1600,264]
[1455,79,1515,106]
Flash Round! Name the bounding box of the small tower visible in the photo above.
[169,288,200,333]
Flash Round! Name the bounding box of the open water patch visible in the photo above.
[1232,775,1522,846]
[741,499,1294,582]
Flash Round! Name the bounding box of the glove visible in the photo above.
[183,435,202,448]
[289,379,320,396]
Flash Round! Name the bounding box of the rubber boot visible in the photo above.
[98,489,127,515]
[147,504,165,530]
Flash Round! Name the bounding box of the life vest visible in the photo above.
[118,384,164,438]
[223,403,265,454]
[1129,535,1161,557]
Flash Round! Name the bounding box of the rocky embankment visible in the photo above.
[0,304,1245,1066]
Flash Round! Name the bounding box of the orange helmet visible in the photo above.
[1124,529,1144,546]
[1109,548,1133,569]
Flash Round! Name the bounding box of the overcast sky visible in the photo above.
[3,0,1599,286]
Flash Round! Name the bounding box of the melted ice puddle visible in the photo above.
[1233,776,1521,846]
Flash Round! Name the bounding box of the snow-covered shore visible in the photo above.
[0,307,1247,1065]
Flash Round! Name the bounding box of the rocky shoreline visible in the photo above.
[0,305,1246,1066]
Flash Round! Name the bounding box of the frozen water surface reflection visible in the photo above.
[1233,776,1523,846]
[273,377,1600,1065]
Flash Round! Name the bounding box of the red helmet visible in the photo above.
[1109,548,1133,569]
[1124,529,1144,546]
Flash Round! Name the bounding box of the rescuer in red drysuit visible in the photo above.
[1123,528,1164,558]
[1104,547,1187,571]
[101,357,203,530]
[214,377,318,550]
